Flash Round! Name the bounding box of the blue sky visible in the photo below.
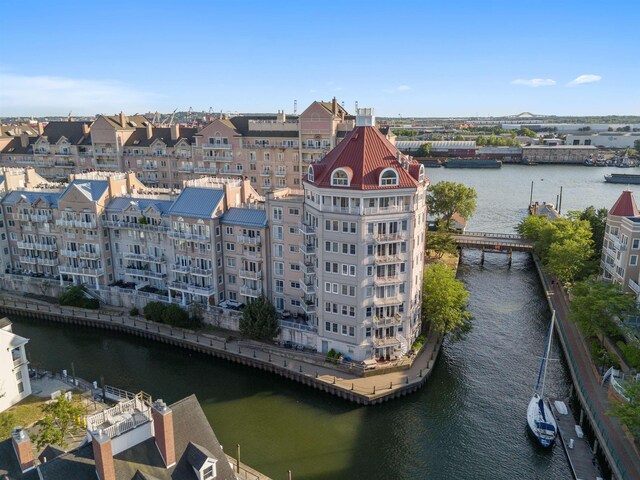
[1,0,638,117]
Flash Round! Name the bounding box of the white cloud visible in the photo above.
[568,74,602,86]
[0,72,157,116]
[511,78,556,87]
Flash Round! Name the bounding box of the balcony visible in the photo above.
[275,170,286,177]
[142,164,158,171]
[170,281,216,296]
[189,266,213,277]
[372,336,402,348]
[172,264,190,273]
[78,250,101,260]
[374,254,402,265]
[178,165,194,172]
[38,258,59,267]
[103,220,169,232]
[363,204,411,215]
[95,151,118,157]
[17,241,57,251]
[56,218,97,229]
[202,143,231,150]
[12,213,31,221]
[300,280,316,295]
[299,261,315,274]
[240,286,263,298]
[58,265,104,276]
[19,256,37,264]
[239,269,262,280]
[54,161,75,168]
[31,214,52,222]
[236,235,261,245]
[374,275,402,286]
[299,243,316,255]
[260,170,271,177]
[374,232,406,243]
[629,278,640,295]
[125,268,167,279]
[194,167,218,174]
[298,222,316,235]
[373,295,403,306]
[95,162,119,170]
[301,300,316,314]
[373,315,403,328]
[241,142,291,149]
[241,251,262,260]
[168,230,209,241]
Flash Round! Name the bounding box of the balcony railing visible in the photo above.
[38,257,59,267]
[629,278,640,295]
[372,315,403,327]
[241,251,262,260]
[58,265,104,276]
[242,142,297,149]
[364,204,411,215]
[372,336,402,348]
[203,154,233,162]
[275,170,286,177]
[240,286,263,298]
[31,214,52,222]
[300,280,316,295]
[189,266,213,277]
[59,249,100,259]
[239,270,262,280]
[170,281,216,296]
[373,232,406,243]
[299,243,316,255]
[19,256,37,264]
[202,143,231,149]
[374,255,402,265]
[299,261,315,274]
[298,222,316,235]
[374,275,402,286]
[56,219,97,228]
[125,268,167,279]
[373,295,403,306]
[142,164,158,171]
[260,170,271,177]
[194,167,218,174]
[17,241,57,251]
[172,264,190,273]
[301,300,316,314]
[168,230,209,241]
[103,220,169,232]
[178,165,194,172]
[236,235,261,245]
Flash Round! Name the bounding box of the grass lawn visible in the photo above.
[0,395,48,440]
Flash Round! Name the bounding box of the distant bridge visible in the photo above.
[452,232,534,265]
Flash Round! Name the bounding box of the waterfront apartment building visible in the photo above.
[601,190,640,298]
[0,317,31,413]
[0,110,428,361]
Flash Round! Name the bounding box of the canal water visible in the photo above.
[10,165,632,479]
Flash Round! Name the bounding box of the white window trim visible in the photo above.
[379,167,399,186]
[331,168,350,187]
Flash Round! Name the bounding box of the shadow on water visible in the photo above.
[11,250,573,480]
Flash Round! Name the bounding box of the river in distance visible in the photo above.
[11,165,631,479]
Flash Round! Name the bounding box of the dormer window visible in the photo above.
[380,168,399,186]
[418,164,425,182]
[307,166,314,182]
[331,169,350,187]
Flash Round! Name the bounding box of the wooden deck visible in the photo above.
[551,399,603,480]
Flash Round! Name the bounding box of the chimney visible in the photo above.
[119,112,127,128]
[170,124,179,141]
[11,428,35,473]
[332,97,338,115]
[107,175,117,199]
[146,122,153,140]
[91,429,116,480]
[152,399,176,468]
[20,132,30,148]
[82,123,90,136]
[277,110,286,123]
[37,122,45,135]
[126,171,137,192]
[356,108,375,127]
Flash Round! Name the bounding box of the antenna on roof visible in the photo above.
[355,101,358,112]
[294,100,297,114]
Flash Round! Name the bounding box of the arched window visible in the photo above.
[418,165,425,183]
[307,166,314,182]
[380,168,399,186]
[331,169,350,186]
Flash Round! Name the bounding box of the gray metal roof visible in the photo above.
[1,190,61,208]
[221,207,267,227]
[60,179,109,202]
[167,187,225,219]
[106,197,173,214]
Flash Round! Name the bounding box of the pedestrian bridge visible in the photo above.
[453,232,534,252]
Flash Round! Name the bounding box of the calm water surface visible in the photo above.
[12,165,627,479]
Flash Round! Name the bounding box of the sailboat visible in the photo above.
[527,310,558,447]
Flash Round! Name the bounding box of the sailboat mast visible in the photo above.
[540,310,556,395]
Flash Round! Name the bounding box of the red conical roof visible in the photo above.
[309,126,424,190]
[610,190,639,217]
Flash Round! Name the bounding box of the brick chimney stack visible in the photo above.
[120,112,127,128]
[20,132,30,148]
[152,399,176,468]
[11,427,35,473]
[37,122,45,135]
[170,124,180,141]
[146,122,153,140]
[91,429,116,480]
[332,97,337,115]
[82,123,90,136]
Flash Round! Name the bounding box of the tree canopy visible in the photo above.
[425,226,457,259]
[240,295,280,341]
[568,206,608,258]
[427,181,477,229]
[32,393,87,449]
[416,142,432,157]
[421,263,472,338]
[610,380,640,440]
[569,279,637,339]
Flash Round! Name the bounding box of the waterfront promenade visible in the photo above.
[536,261,640,480]
[0,294,442,405]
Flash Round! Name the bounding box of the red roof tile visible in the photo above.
[610,190,639,217]
[308,126,424,190]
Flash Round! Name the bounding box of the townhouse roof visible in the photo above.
[33,395,236,480]
[0,317,11,329]
[124,127,197,148]
[220,207,267,227]
[106,197,174,215]
[318,100,349,116]
[610,190,639,217]
[1,136,37,154]
[41,121,91,145]
[0,439,39,480]
[0,124,39,137]
[0,327,29,348]
[2,190,61,208]
[309,126,423,190]
[103,114,150,129]
[60,179,109,202]
[167,187,225,219]
[184,442,214,470]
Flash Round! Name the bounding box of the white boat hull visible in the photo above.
[527,393,557,447]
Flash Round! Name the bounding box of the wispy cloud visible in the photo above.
[0,72,157,115]
[568,74,602,86]
[511,78,556,87]
[383,85,412,94]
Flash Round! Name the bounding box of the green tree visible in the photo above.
[416,142,432,157]
[610,380,640,440]
[240,295,280,341]
[59,285,99,309]
[427,181,477,229]
[569,280,637,341]
[568,206,608,258]
[425,226,457,259]
[421,263,472,338]
[547,238,594,283]
[32,393,87,449]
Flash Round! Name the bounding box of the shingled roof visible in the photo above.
[308,126,423,190]
[41,121,91,145]
[610,190,639,217]
[124,127,197,148]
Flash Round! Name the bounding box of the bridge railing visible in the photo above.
[455,231,524,240]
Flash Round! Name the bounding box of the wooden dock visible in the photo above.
[551,399,602,480]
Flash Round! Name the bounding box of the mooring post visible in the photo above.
[592,439,599,455]
[236,444,241,474]
[508,249,512,268]
[480,247,485,265]
[579,408,584,426]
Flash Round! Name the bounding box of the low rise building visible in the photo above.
[521,145,597,164]
[566,132,640,149]
[0,317,31,413]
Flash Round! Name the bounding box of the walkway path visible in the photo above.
[537,264,640,480]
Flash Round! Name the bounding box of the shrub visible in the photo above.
[326,349,337,359]
[162,304,191,328]
[617,341,640,370]
[59,285,99,309]
[412,335,427,353]
[129,307,139,316]
[143,301,166,323]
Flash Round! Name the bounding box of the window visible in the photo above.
[274,244,283,258]
[633,239,640,250]
[631,255,638,266]
[307,166,314,182]
[380,168,399,186]
[290,281,300,289]
[225,226,233,235]
[275,279,284,293]
[289,208,300,215]
[273,207,283,221]
[228,275,236,284]
[203,465,215,480]
[331,169,350,186]
[288,226,297,234]
[225,242,235,251]
[227,257,236,267]
[273,225,283,240]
